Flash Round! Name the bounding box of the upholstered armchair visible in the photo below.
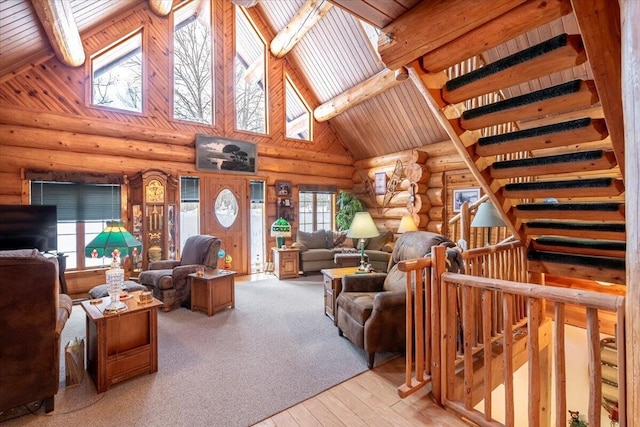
[138,235,222,311]
[0,249,72,413]
[336,231,460,368]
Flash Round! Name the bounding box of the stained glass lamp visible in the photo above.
[270,217,291,248]
[85,221,142,312]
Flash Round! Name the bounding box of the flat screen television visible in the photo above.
[0,205,58,252]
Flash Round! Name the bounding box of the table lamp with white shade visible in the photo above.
[346,212,379,273]
[397,214,418,233]
[471,202,505,246]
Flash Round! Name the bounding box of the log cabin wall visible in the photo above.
[0,0,353,292]
[353,140,469,238]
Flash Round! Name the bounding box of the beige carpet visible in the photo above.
[2,274,396,426]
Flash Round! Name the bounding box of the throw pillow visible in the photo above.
[295,230,327,249]
[331,230,348,247]
[365,230,393,251]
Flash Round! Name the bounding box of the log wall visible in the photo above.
[352,140,471,238]
[0,0,353,290]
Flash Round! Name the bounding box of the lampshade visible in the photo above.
[397,214,418,233]
[85,220,143,258]
[471,202,505,228]
[347,212,379,239]
[270,217,292,237]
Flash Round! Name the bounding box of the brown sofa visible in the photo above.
[138,235,222,310]
[0,249,72,413]
[336,231,460,368]
[292,229,394,273]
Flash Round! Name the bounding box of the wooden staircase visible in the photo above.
[407,0,626,285]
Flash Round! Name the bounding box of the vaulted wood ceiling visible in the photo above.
[0,0,600,160]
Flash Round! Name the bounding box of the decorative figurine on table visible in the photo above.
[224,255,233,270]
[568,410,588,427]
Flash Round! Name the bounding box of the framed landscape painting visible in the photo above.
[453,188,481,212]
[195,135,257,174]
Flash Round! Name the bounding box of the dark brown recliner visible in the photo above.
[0,249,72,413]
[336,231,458,368]
[138,235,222,310]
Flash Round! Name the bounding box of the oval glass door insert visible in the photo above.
[214,189,238,228]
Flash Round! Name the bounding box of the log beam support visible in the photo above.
[148,0,173,17]
[31,0,85,67]
[314,67,408,122]
[270,0,333,58]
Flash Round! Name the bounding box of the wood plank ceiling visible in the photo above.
[0,0,599,161]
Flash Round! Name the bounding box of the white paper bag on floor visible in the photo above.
[65,337,84,387]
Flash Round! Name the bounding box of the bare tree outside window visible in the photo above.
[173,14,212,124]
[235,58,265,133]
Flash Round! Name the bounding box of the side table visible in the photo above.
[320,267,358,325]
[272,247,300,279]
[334,252,368,268]
[189,269,236,316]
[81,291,163,393]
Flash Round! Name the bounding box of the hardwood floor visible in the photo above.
[252,356,467,426]
[238,273,466,426]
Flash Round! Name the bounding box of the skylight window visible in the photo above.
[285,76,312,141]
[235,6,267,134]
[91,31,143,113]
[173,1,213,124]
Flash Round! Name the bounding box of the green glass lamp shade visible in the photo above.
[270,217,291,247]
[85,220,143,258]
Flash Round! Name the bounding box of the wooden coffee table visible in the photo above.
[320,266,358,325]
[188,269,236,316]
[81,291,163,393]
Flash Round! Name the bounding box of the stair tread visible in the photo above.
[527,249,625,270]
[505,177,616,191]
[516,202,623,211]
[525,221,625,232]
[492,150,605,170]
[461,80,599,129]
[534,236,626,251]
[444,34,585,103]
[475,117,608,157]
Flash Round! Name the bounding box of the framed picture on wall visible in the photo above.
[453,188,481,212]
[374,172,387,195]
[275,180,291,196]
[195,134,257,174]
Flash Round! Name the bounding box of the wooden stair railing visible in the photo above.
[439,269,626,427]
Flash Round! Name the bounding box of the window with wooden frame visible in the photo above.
[234,5,267,134]
[173,1,213,125]
[90,30,144,113]
[285,74,312,141]
[29,172,125,271]
[298,192,333,232]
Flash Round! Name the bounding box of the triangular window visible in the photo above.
[173,1,213,124]
[235,6,267,134]
[285,75,312,141]
[91,31,143,113]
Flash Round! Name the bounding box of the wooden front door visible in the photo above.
[201,177,248,274]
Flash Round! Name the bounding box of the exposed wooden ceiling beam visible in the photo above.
[378,0,527,70]
[31,0,85,67]
[148,0,173,17]
[270,0,332,58]
[571,0,625,176]
[314,67,408,122]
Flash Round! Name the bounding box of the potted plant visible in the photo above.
[335,191,366,231]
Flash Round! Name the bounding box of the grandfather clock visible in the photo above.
[128,169,179,273]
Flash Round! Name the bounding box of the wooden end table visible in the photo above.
[334,251,368,268]
[272,247,300,279]
[320,267,358,325]
[188,269,236,316]
[81,291,163,393]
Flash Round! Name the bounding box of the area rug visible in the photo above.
[3,274,394,426]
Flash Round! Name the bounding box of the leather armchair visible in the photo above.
[0,249,72,413]
[138,235,222,311]
[336,231,458,368]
